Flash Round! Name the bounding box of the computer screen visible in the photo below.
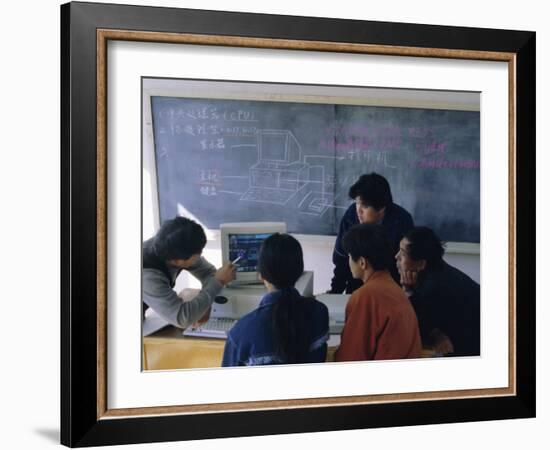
[220,222,287,285]
[228,233,271,273]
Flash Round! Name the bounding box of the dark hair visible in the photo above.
[153,216,207,261]
[258,233,309,363]
[341,224,393,271]
[403,226,445,269]
[348,172,393,210]
[258,233,304,289]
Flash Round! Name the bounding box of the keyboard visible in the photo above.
[182,317,237,339]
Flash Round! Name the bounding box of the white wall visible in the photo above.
[445,253,480,283]
[2,1,545,450]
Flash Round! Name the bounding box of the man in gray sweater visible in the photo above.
[142,216,236,329]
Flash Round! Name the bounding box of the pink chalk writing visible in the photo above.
[347,150,397,168]
[408,127,435,138]
[416,141,448,156]
[319,137,403,152]
[412,158,480,169]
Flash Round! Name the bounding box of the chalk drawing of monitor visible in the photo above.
[258,130,301,164]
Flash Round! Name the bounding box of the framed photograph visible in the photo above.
[61,1,535,447]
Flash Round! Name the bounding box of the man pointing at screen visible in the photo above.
[142,216,236,329]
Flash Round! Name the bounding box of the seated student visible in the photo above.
[395,226,480,357]
[330,172,414,294]
[222,233,329,367]
[335,224,422,362]
[142,216,236,329]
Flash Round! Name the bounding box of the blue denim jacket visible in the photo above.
[222,288,329,366]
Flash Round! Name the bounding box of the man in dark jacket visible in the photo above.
[395,226,480,357]
[330,173,414,293]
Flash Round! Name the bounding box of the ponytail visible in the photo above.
[258,233,311,364]
[271,288,310,363]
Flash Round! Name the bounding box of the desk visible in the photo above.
[143,326,339,370]
[143,327,224,370]
[143,326,433,370]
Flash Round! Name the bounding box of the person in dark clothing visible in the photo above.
[395,226,480,357]
[222,233,329,366]
[330,173,414,293]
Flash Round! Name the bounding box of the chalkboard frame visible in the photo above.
[61,1,535,447]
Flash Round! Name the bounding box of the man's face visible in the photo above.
[395,238,423,274]
[348,255,365,279]
[170,253,201,269]
[355,197,385,224]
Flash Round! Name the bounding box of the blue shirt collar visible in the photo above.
[259,287,299,307]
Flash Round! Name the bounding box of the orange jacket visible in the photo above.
[335,271,422,362]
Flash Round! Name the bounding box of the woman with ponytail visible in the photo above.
[222,233,329,366]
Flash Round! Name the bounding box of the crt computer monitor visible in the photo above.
[220,222,287,286]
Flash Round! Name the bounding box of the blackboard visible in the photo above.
[151,96,480,242]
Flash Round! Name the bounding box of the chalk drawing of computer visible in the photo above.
[240,130,309,205]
